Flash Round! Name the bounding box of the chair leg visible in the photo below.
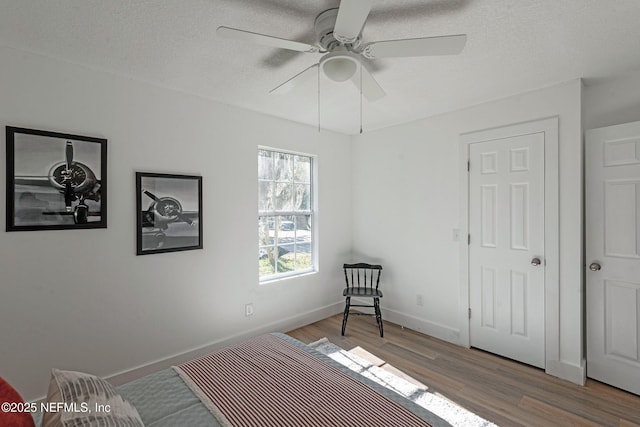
[341,297,351,336]
[374,298,383,337]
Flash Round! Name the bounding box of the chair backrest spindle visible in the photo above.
[343,263,382,290]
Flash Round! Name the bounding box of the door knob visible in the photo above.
[589,262,601,271]
[531,257,542,266]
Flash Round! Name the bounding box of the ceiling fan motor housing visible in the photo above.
[314,8,361,52]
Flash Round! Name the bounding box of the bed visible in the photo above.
[33,333,450,426]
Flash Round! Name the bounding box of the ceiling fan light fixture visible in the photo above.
[320,52,360,82]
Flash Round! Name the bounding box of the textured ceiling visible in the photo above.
[1,0,639,134]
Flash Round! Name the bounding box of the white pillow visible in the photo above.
[42,368,144,427]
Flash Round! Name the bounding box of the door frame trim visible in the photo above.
[459,116,559,371]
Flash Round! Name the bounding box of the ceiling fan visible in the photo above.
[217,0,467,101]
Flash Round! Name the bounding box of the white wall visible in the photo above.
[351,79,585,383]
[0,46,351,401]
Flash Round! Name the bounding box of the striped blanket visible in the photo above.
[175,333,433,427]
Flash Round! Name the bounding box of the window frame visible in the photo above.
[258,147,317,283]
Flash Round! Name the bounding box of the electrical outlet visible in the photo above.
[245,303,254,317]
[416,294,424,306]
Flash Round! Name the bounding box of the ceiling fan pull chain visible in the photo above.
[317,65,321,133]
[360,64,363,134]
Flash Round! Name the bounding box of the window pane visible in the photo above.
[258,216,274,246]
[259,250,275,276]
[294,214,312,270]
[295,214,312,234]
[276,243,296,273]
[278,215,295,232]
[259,216,276,277]
[258,181,273,211]
[275,152,292,181]
[294,184,310,211]
[258,150,274,180]
[295,251,312,270]
[274,183,293,211]
[294,155,311,183]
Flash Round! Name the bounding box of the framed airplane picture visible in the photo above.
[6,126,107,231]
[136,172,203,255]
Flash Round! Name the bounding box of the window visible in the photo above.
[258,148,315,281]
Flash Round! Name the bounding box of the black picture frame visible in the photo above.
[6,126,107,231]
[136,172,203,255]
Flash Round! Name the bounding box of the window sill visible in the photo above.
[259,269,317,285]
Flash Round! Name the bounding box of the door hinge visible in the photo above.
[468,234,471,245]
[468,308,472,319]
[467,161,470,172]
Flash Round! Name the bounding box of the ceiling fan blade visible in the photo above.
[270,64,318,95]
[334,0,373,44]
[217,26,319,53]
[351,65,385,102]
[363,34,467,59]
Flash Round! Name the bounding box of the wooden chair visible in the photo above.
[341,263,384,337]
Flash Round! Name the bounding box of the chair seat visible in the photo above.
[343,287,383,298]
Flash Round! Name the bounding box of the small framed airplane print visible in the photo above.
[6,126,107,231]
[136,172,203,255]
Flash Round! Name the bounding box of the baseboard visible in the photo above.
[106,302,343,387]
[382,307,461,346]
[545,359,586,385]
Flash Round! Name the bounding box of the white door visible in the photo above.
[586,121,640,395]
[468,132,545,368]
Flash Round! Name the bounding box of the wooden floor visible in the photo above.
[287,314,640,427]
